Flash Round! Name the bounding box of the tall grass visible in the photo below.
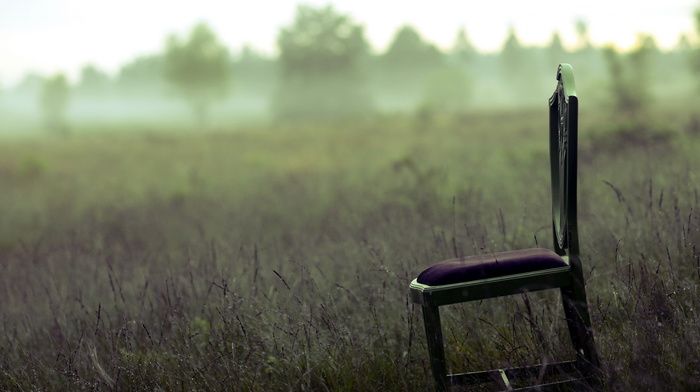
[0,109,698,391]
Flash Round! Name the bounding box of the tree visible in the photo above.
[450,28,476,66]
[668,33,692,83]
[690,8,700,87]
[233,45,276,96]
[374,25,445,110]
[415,28,476,115]
[116,54,165,96]
[272,4,373,120]
[164,23,231,129]
[574,19,592,51]
[77,64,111,96]
[571,19,600,74]
[14,72,43,98]
[546,32,568,69]
[40,74,70,135]
[602,37,654,119]
[382,25,444,71]
[630,34,659,79]
[500,27,537,96]
[500,27,529,72]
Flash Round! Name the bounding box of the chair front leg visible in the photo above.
[560,286,601,383]
[422,304,448,392]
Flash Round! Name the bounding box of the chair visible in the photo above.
[409,64,601,391]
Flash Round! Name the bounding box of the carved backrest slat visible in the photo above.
[549,64,579,255]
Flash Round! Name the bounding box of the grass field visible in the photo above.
[1,107,699,391]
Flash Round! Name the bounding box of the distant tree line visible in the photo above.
[10,4,700,130]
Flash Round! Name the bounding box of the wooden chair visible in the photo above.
[409,64,601,391]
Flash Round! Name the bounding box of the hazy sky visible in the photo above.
[1,0,698,86]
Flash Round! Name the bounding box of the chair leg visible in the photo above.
[422,304,448,392]
[560,285,601,384]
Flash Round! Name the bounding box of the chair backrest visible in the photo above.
[549,64,579,257]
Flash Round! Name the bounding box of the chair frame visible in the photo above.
[409,64,600,391]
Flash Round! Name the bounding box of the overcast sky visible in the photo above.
[1,0,698,86]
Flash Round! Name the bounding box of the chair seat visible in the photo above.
[416,248,568,286]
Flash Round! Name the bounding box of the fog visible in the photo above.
[1,11,699,136]
[1,93,270,136]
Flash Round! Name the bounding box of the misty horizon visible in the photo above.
[2,0,698,87]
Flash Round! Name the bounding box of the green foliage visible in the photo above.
[164,23,231,129]
[690,8,700,86]
[234,46,277,97]
[116,54,166,96]
[574,19,593,51]
[76,64,111,96]
[382,25,444,71]
[501,27,525,63]
[277,5,368,78]
[500,27,540,94]
[376,25,445,108]
[8,17,700,128]
[449,28,477,66]
[272,5,373,121]
[39,74,70,135]
[602,35,657,120]
[546,32,568,69]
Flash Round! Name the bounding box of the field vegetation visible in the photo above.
[1,101,699,390]
[2,4,700,390]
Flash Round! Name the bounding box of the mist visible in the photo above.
[1,8,699,136]
[3,5,700,390]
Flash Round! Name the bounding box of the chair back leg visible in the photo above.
[422,305,448,391]
[560,286,602,384]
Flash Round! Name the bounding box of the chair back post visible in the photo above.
[550,64,601,379]
[549,64,580,261]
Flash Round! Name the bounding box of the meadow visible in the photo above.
[0,105,699,391]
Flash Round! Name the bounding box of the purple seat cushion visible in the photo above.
[416,248,567,286]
